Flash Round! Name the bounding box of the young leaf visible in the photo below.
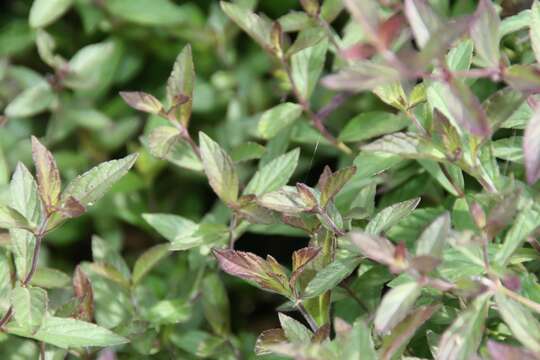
[119,91,163,115]
[470,0,500,68]
[132,244,170,285]
[524,108,540,184]
[167,45,194,125]
[255,328,287,355]
[437,294,490,360]
[366,198,421,235]
[11,286,47,334]
[257,186,309,214]
[220,2,273,52]
[6,316,129,348]
[213,248,291,297]
[31,136,61,210]
[531,2,540,64]
[258,103,303,139]
[415,212,450,258]
[404,0,442,48]
[73,266,94,322]
[29,0,73,28]
[302,257,361,299]
[495,291,540,352]
[10,163,44,227]
[62,153,138,208]
[30,268,70,289]
[278,313,312,343]
[349,232,400,269]
[317,166,357,208]
[290,247,320,287]
[374,281,421,334]
[199,132,239,204]
[244,149,300,196]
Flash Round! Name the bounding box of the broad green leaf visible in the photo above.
[291,39,328,100]
[366,198,421,235]
[418,160,464,197]
[202,273,230,336]
[493,136,523,163]
[373,83,408,110]
[404,0,442,48]
[415,212,450,257]
[531,2,540,63]
[524,108,540,184]
[104,0,202,26]
[6,316,129,348]
[132,244,170,285]
[483,87,524,130]
[231,142,266,162]
[5,82,55,118]
[10,229,36,281]
[437,294,490,360]
[495,291,540,352]
[303,257,361,298]
[220,1,272,51]
[361,132,446,161]
[167,45,194,125]
[278,313,312,343]
[144,126,202,171]
[0,206,30,230]
[10,163,43,226]
[31,136,61,209]
[147,299,192,325]
[374,281,421,334]
[353,152,402,178]
[244,149,300,196]
[338,111,408,143]
[63,41,117,90]
[30,268,70,289]
[257,186,308,214]
[337,319,377,360]
[500,9,530,37]
[258,103,303,139]
[470,0,500,68]
[29,0,73,28]
[199,132,239,204]
[11,286,47,333]
[62,153,138,207]
[285,26,326,57]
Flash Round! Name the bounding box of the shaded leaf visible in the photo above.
[255,329,287,356]
[404,0,442,48]
[303,257,361,299]
[470,0,500,67]
[338,111,408,143]
[220,2,272,51]
[29,0,73,28]
[374,281,421,334]
[278,313,312,343]
[366,198,421,235]
[132,244,170,285]
[5,82,55,118]
[202,273,230,336]
[258,102,303,139]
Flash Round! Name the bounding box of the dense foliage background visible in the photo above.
[3,0,540,359]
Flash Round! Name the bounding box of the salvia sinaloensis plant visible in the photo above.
[3,0,540,359]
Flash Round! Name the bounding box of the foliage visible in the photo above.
[2,0,540,359]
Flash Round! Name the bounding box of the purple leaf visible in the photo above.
[524,107,540,184]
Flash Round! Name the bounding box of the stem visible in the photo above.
[0,307,13,331]
[296,301,319,332]
[404,108,428,136]
[500,284,540,314]
[22,234,43,286]
[341,283,369,312]
[317,92,353,123]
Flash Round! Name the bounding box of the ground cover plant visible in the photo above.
[2,0,540,359]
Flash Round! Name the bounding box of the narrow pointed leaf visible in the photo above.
[524,108,540,184]
[258,103,303,139]
[415,212,450,258]
[303,257,361,299]
[132,244,170,285]
[31,136,61,209]
[366,198,421,235]
[374,282,421,334]
[220,2,272,51]
[120,91,163,115]
[244,149,300,196]
[531,2,540,64]
[167,45,194,124]
[404,0,442,48]
[470,0,500,67]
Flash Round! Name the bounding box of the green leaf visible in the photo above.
[415,212,450,258]
[31,136,61,210]
[63,41,117,90]
[366,198,421,235]
[470,0,500,68]
[6,316,129,348]
[30,268,70,289]
[338,111,408,143]
[10,229,36,281]
[132,244,170,285]
[285,26,326,57]
[144,126,202,171]
[336,319,377,360]
[10,162,44,226]
[257,186,309,214]
[244,148,300,196]
[231,142,266,162]
[62,153,138,208]
[147,299,192,325]
[404,0,442,48]
[291,39,328,100]
[500,9,530,37]
[373,83,408,110]
[278,313,312,343]
[29,0,73,28]
[530,2,540,64]
[167,45,195,125]
[525,108,540,184]
[437,294,490,360]
[361,132,446,161]
[255,328,288,356]
[199,132,239,204]
[493,136,523,163]
[495,291,540,352]
[220,1,272,51]
[104,0,202,26]
[0,206,30,230]
[303,257,361,299]
[5,82,55,118]
[353,152,402,178]
[374,281,421,334]
[10,286,47,333]
[503,65,540,94]
[258,102,303,139]
[202,273,230,336]
[323,60,401,92]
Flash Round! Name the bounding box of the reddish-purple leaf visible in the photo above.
[486,340,538,360]
[503,65,540,94]
[31,136,61,211]
[290,247,320,287]
[59,196,86,218]
[119,91,163,114]
[73,265,94,322]
[524,107,540,184]
[317,165,357,208]
[255,328,288,355]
